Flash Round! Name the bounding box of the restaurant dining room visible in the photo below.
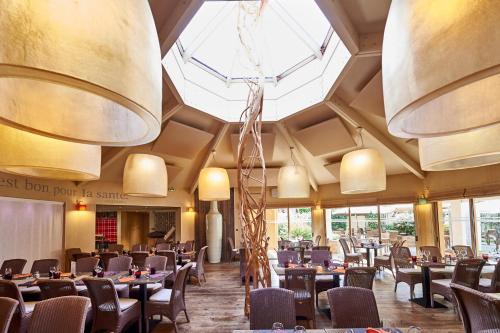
[1,0,500,332]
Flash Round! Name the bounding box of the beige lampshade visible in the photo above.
[419,124,500,171]
[277,165,310,199]
[0,0,162,146]
[0,124,101,181]
[340,149,386,194]
[198,167,230,201]
[382,0,500,138]
[123,154,167,198]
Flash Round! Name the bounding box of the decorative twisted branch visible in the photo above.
[237,83,271,315]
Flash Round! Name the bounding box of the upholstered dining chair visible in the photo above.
[0,280,37,333]
[30,259,59,275]
[249,288,296,329]
[106,255,132,272]
[392,246,422,299]
[130,251,149,269]
[75,257,99,274]
[83,277,141,333]
[310,249,334,307]
[0,259,27,275]
[130,256,167,299]
[145,263,192,333]
[284,267,316,328]
[277,250,299,265]
[430,258,485,308]
[28,296,89,333]
[310,250,330,264]
[157,250,178,287]
[0,297,18,333]
[189,246,208,286]
[479,260,500,293]
[374,245,395,276]
[344,267,377,289]
[99,251,119,271]
[38,280,78,300]
[327,287,382,328]
[227,237,239,262]
[451,283,500,333]
[452,245,475,258]
[339,238,363,266]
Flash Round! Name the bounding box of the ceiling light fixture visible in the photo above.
[123,154,168,198]
[340,128,386,194]
[277,147,310,198]
[0,124,101,181]
[198,150,230,201]
[0,0,162,146]
[382,0,500,138]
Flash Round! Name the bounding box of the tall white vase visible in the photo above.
[206,200,222,263]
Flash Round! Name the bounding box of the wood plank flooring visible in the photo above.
[152,262,464,333]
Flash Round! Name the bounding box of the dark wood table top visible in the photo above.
[272,263,345,276]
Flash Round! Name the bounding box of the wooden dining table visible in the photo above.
[233,329,460,333]
[354,243,385,267]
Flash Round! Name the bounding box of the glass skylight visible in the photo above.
[163,0,351,122]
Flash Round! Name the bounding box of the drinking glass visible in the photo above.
[145,264,151,278]
[272,322,284,332]
[49,266,56,278]
[4,268,12,280]
[294,325,306,333]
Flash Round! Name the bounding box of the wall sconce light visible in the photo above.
[314,203,322,211]
[187,207,195,213]
[75,200,87,211]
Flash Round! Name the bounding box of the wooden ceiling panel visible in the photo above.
[324,162,341,182]
[152,120,214,159]
[227,168,280,187]
[293,118,356,156]
[350,70,385,117]
[229,133,276,162]
[166,164,183,184]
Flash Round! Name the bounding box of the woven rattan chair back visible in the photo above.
[100,252,119,271]
[284,268,316,294]
[75,257,99,273]
[30,259,59,274]
[391,246,413,270]
[0,297,18,333]
[145,256,167,271]
[0,280,26,317]
[420,245,442,260]
[339,238,352,256]
[131,244,148,252]
[130,251,149,269]
[327,287,381,328]
[158,250,177,274]
[107,256,132,272]
[452,245,475,258]
[28,296,89,333]
[156,243,171,251]
[310,250,330,264]
[277,251,298,265]
[83,278,121,324]
[344,267,377,289]
[452,258,485,289]
[249,288,296,329]
[38,280,78,300]
[0,259,27,275]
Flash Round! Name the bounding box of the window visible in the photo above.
[266,208,289,249]
[380,204,416,251]
[289,207,312,241]
[325,207,349,240]
[350,206,379,239]
[438,199,472,251]
[474,196,500,254]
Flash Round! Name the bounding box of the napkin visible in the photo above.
[118,276,135,283]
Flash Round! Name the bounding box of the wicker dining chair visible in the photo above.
[430,258,485,308]
[100,251,119,271]
[0,260,27,275]
[228,237,239,262]
[309,250,335,307]
[38,280,78,300]
[374,245,395,276]
[0,297,18,333]
[312,246,330,251]
[65,248,82,271]
[249,288,296,329]
[451,282,500,333]
[284,267,317,328]
[314,235,321,247]
[277,250,299,265]
[73,253,92,262]
[452,245,475,258]
[344,267,377,289]
[130,251,149,270]
[28,296,89,333]
[310,250,330,264]
[83,277,141,333]
[479,260,500,293]
[189,246,208,286]
[392,246,421,299]
[129,256,167,299]
[0,280,37,333]
[145,263,192,333]
[131,244,148,252]
[106,255,132,272]
[30,259,59,275]
[420,245,443,261]
[327,287,382,328]
[156,243,171,251]
[339,238,363,266]
[75,257,99,274]
[107,244,124,254]
[157,250,178,287]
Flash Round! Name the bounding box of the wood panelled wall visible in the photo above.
[194,188,235,261]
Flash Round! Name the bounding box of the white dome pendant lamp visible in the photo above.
[340,128,386,194]
[198,150,230,264]
[382,0,500,138]
[277,147,310,199]
[123,154,168,197]
[0,0,162,146]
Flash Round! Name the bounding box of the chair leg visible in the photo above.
[203,273,207,282]
[410,284,415,300]
[430,293,435,308]
[173,321,178,333]
[139,317,143,333]
[184,309,190,322]
[394,281,398,292]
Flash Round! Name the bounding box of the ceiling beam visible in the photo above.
[156,0,204,57]
[315,0,359,55]
[358,32,383,58]
[275,122,319,192]
[189,123,230,194]
[325,99,425,179]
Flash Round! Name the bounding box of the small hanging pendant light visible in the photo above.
[340,128,386,194]
[277,147,310,198]
[198,151,230,201]
[123,154,168,197]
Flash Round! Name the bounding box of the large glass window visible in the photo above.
[474,196,500,254]
[325,207,349,257]
[289,207,313,241]
[266,208,289,249]
[439,199,472,251]
[350,206,379,239]
[380,204,416,251]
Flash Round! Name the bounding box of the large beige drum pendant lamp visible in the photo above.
[123,154,168,197]
[0,0,162,146]
[277,147,310,199]
[382,0,500,138]
[0,124,101,181]
[340,129,386,194]
[198,167,230,202]
[419,124,500,171]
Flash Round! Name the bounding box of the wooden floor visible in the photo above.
[152,262,464,333]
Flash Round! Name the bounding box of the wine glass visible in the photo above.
[294,325,306,333]
[49,266,56,278]
[272,322,284,332]
[145,264,151,278]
